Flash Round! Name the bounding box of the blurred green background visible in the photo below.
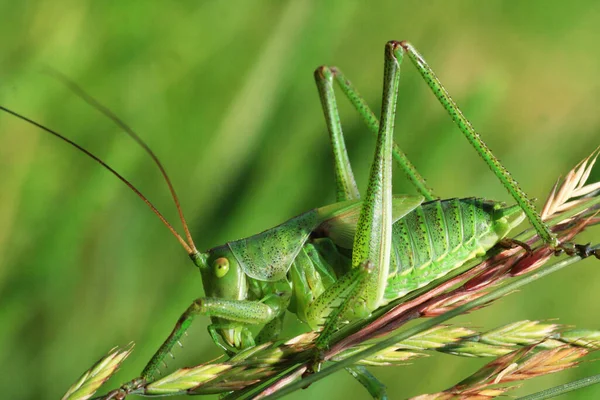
[1,1,600,399]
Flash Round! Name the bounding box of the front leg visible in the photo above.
[140,297,280,381]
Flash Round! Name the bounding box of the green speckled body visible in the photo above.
[218,197,523,333]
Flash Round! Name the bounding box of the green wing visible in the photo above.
[228,209,321,282]
[228,196,423,282]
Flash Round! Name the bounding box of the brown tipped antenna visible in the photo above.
[0,105,195,255]
[45,69,198,254]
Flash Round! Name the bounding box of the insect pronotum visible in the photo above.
[1,40,595,398]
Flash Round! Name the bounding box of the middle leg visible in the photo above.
[314,63,436,201]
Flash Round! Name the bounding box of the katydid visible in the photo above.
[1,41,593,397]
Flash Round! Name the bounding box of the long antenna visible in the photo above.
[46,69,198,254]
[0,105,195,255]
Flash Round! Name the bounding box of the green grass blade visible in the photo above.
[517,373,600,400]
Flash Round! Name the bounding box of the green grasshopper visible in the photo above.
[1,41,592,396]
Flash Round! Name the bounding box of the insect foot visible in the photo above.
[555,242,600,259]
[101,377,146,400]
[572,243,600,259]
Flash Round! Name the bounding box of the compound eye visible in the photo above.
[213,257,230,278]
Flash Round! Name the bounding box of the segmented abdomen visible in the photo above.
[384,198,501,301]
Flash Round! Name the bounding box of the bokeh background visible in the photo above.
[1,1,600,399]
